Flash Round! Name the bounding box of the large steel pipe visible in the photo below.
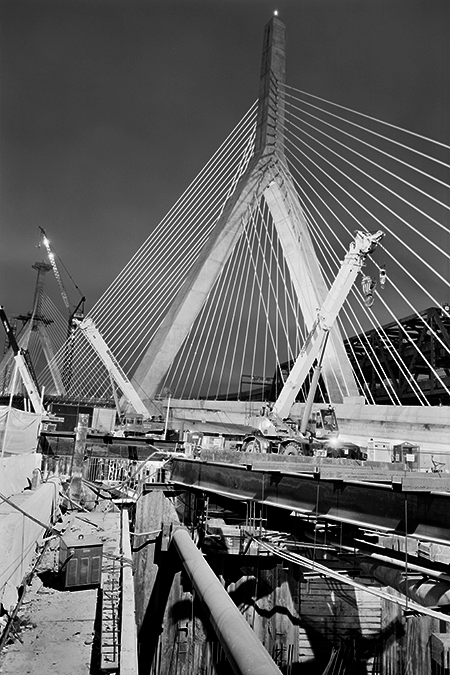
[360,561,450,607]
[171,528,283,675]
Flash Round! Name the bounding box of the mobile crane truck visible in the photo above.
[241,229,384,456]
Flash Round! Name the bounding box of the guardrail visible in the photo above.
[41,454,168,498]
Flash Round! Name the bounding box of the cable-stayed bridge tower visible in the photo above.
[132,16,359,405]
[36,14,450,414]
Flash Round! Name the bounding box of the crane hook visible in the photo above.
[362,274,377,308]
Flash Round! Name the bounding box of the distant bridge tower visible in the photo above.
[132,16,360,404]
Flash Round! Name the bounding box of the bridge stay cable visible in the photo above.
[34,15,450,410]
[284,137,450,309]
[285,122,450,272]
[285,85,450,154]
[287,144,449,403]
[286,99,450,209]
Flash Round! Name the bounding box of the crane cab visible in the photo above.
[307,407,339,439]
[115,413,146,437]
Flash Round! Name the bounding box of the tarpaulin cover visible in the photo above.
[0,406,41,455]
[0,478,60,610]
[0,453,42,498]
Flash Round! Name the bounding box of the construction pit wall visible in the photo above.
[133,486,450,675]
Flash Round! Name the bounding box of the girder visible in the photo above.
[170,458,450,545]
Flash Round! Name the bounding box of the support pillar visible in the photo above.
[69,412,89,504]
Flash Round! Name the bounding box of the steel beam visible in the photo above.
[170,458,450,544]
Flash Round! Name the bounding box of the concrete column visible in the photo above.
[69,412,89,503]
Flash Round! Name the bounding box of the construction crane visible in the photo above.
[75,317,150,420]
[0,305,45,415]
[242,229,384,455]
[38,226,86,335]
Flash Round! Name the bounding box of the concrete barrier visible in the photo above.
[120,509,138,675]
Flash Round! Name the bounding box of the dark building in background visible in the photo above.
[270,306,450,407]
[344,306,450,406]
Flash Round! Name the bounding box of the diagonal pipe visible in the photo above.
[171,527,283,675]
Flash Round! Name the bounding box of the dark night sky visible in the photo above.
[1,0,449,324]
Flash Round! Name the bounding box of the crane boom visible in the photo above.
[0,306,45,415]
[272,230,384,420]
[76,317,150,418]
[39,227,70,310]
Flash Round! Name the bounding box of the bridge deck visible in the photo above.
[170,455,450,545]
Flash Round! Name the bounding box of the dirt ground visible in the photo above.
[0,506,121,675]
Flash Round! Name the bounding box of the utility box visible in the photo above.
[91,407,117,434]
[59,533,103,589]
[367,438,420,469]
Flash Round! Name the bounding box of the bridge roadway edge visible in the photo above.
[334,401,450,443]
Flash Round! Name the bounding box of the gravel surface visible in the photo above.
[0,506,121,675]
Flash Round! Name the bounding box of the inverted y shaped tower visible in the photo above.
[132,16,359,405]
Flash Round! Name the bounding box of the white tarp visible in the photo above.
[0,453,42,498]
[0,478,60,610]
[0,406,42,456]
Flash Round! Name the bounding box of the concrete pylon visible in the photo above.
[133,16,359,405]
